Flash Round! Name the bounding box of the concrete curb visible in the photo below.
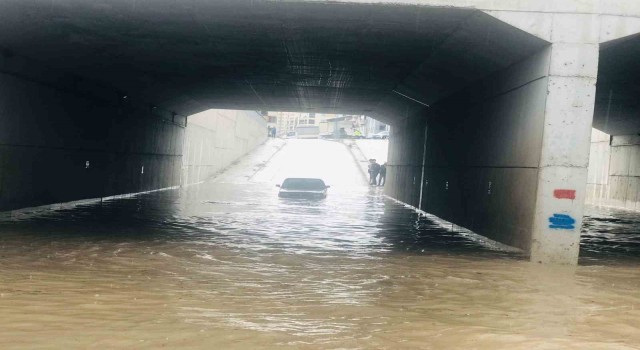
[0,185,180,221]
[384,195,524,254]
[247,139,288,181]
[338,139,369,183]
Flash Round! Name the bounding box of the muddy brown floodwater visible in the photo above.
[0,140,638,349]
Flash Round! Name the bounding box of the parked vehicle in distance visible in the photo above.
[277,178,330,199]
[294,125,320,139]
[321,128,364,139]
[371,130,389,139]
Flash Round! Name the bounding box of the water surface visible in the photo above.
[0,140,638,349]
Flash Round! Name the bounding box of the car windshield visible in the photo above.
[281,178,326,190]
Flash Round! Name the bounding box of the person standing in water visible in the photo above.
[378,162,386,186]
[368,159,380,185]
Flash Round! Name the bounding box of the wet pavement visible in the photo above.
[0,139,639,349]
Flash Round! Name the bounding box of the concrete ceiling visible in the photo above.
[0,0,548,124]
[595,35,640,136]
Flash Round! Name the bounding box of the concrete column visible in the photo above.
[530,15,600,264]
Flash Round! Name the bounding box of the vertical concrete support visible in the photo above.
[530,16,600,264]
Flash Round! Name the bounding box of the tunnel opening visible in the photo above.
[0,1,554,257]
[587,30,640,211]
[578,33,640,261]
[589,31,640,210]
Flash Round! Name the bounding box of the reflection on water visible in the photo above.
[0,140,638,349]
[582,205,640,264]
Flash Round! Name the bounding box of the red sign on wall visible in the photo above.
[554,189,576,200]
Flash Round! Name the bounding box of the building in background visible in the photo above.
[267,111,316,136]
[365,117,389,137]
[319,115,366,137]
[267,112,381,138]
[263,111,276,127]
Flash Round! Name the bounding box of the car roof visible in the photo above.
[281,178,327,189]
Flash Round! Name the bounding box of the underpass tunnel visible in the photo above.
[388,15,640,265]
[382,15,604,265]
[385,45,556,261]
[4,2,640,346]
[0,1,612,264]
[587,34,640,210]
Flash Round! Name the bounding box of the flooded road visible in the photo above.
[0,139,639,349]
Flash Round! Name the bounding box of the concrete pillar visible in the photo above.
[529,15,600,264]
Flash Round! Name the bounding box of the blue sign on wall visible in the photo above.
[548,214,576,230]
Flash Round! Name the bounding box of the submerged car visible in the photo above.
[277,178,330,199]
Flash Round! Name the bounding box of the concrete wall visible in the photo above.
[182,109,267,185]
[0,69,185,212]
[0,53,267,212]
[385,116,425,209]
[586,130,640,211]
[386,47,551,251]
[586,129,611,206]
